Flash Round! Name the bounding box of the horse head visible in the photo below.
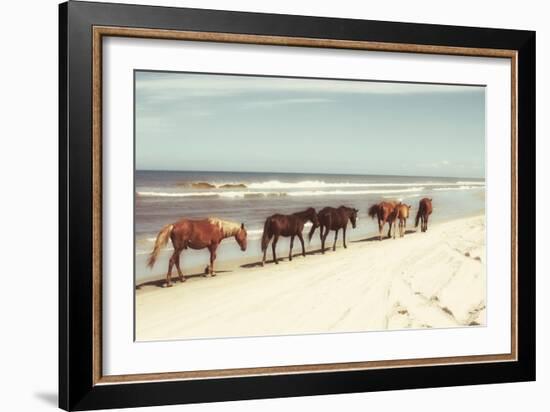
[235,223,247,251]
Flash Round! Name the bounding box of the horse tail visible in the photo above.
[368,204,379,219]
[308,222,317,242]
[261,218,272,252]
[147,224,173,268]
[415,208,421,228]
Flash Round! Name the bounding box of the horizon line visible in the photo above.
[134,168,485,180]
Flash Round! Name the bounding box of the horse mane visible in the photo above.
[208,218,242,237]
[338,205,356,212]
[293,207,315,218]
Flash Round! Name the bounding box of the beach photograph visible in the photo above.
[134,71,486,341]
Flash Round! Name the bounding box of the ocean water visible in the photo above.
[135,170,485,283]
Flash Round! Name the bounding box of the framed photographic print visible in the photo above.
[59,1,536,410]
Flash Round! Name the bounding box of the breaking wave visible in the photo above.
[137,187,427,199]
[433,185,485,191]
[176,179,485,190]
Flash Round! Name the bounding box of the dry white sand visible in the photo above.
[136,215,486,341]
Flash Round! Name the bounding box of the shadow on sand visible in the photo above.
[351,229,417,243]
[241,246,349,268]
[136,270,232,289]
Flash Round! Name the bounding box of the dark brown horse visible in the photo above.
[261,207,319,265]
[147,217,247,287]
[415,198,433,232]
[394,203,412,238]
[368,201,399,240]
[309,206,358,253]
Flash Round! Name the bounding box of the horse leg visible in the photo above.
[272,234,279,264]
[297,232,306,257]
[262,246,268,266]
[388,221,393,239]
[378,218,383,241]
[342,226,347,248]
[333,229,339,251]
[208,244,218,276]
[289,235,295,261]
[262,234,271,266]
[397,219,402,238]
[319,225,325,253]
[399,219,403,237]
[322,230,330,254]
[174,249,186,283]
[165,252,176,287]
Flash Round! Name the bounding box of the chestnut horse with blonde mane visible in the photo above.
[394,203,412,238]
[415,198,433,232]
[368,201,399,240]
[147,217,247,287]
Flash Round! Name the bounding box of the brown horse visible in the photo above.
[415,198,433,232]
[394,203,412,238]
[368,201,399,240]
[309,206,358,253]
[261,207,319,265]
[147,217,247,287]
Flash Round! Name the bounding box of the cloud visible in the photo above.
[136,71,484,102]
[241,97,333,109]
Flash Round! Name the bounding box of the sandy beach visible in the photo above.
[136,215,486,341]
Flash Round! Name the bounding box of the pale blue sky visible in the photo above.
[135,71,485,178]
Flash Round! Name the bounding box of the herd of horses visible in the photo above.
[147,198,433,287]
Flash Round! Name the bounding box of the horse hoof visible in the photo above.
[164,283,173,288]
